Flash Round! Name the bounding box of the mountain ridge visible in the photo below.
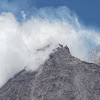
[0,45,100,100]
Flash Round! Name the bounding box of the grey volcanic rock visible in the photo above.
[0,46,100,100]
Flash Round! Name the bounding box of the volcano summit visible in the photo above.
[0,45,100,100]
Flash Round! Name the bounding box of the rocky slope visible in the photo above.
[0,45,100,100]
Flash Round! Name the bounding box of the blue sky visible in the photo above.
[0,0,100,27]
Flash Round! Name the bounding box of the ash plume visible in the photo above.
[0,7,100,87]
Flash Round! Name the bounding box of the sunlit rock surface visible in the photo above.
[0,45,100,100]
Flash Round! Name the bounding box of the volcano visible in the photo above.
[0,45,100,100]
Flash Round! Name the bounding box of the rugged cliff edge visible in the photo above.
[0,45,100,100]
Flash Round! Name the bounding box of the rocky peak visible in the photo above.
[0,45,100,100]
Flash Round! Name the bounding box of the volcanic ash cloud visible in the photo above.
[0,7,100,87]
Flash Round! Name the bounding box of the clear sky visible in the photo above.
[0,0,100,27]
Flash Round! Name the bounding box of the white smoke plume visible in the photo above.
[0,7,100,87]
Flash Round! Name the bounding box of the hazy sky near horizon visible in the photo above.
[0,0,100,27]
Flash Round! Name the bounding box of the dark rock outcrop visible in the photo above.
[0,45,100,100]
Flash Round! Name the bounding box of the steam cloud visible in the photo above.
[0,7,100,87]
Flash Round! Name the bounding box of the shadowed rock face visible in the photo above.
[0,46,100,100]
